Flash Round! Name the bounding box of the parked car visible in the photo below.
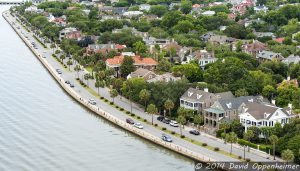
[189,130,200,135]
[162,118,171,124]
[161,134,172,142]
[88,99,96,105]
[126,118,134,125]
[65,80,70,84]
[134,123,143,129]
[157,115,164,121]
[69,84,74,88]
[170,120,179,127]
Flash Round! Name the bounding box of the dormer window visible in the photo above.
[226,103,232,109]
[188,91,193,97]
[197,94,202,99]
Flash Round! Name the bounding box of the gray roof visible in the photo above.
[215,92,235,100]
[180,88,215,102]
[244,103,282,120]
[218,96,267,111]
[256,50,283,60]
[282,54,300,65]
[129,68,153,78]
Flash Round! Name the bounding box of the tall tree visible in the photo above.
[176,114,186,136]
[164,99,174,117]
[110,89,118,103]
[67,59,73,71]
[139,89,150,109]
[95,81,101,95]
[120,56,135,77]
[193,115,203,130]
[180,0,192,14]
[269,135,279,160]
[147,104,158,125]
[226,132,238,155]
[74,65,81,79]
[133,41,147,54]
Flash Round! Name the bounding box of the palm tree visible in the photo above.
[177,107,187,128]
[226,132,238,155]
[146,104,157,125]
[176,114,186,137]
[67,59,73,71]
[50,43,56,53]
[110,89,118,103]
[74,65,81,79]
[139,89,150,110]
[60,54,66,63]
[269,135,279,160]
[164,99,174,117]
[84,73,90,87]
[244,130,254,152]
[193,115,203,131]
[95,81,101,95]
[282,149,294,165]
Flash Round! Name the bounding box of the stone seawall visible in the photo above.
[3,11,216,164]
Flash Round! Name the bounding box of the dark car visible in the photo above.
[65,80,70,84]
[157,115,164,121]
[126,118,134,125]
[189,130,200,135]
[162,134,172,142]
[162,118,171,124]
[70,84,74,88]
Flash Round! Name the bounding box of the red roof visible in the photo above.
[275,37,284,43]
[115,44,126,49]
[106,55,158,66]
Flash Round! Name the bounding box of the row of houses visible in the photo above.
[180,88,294,133]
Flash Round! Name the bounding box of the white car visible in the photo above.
[170,120,179,127]
[134,123,143,129]
[88,99,96,105]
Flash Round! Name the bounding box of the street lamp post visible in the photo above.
[244,145,246,160]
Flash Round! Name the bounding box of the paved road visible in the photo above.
[6,11,281,162]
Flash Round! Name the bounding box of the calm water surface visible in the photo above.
[0,6,194,171]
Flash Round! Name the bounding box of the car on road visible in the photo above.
[157,115,164,121]
[56,69,62,74]
[69,84,75,88]
[65,80,70,84]
[189,130,200,135]
[162,118,171,124]
[134,123,143,129]
[170,120,179,127]
[126,118,134,125]
[88,99,96,105]
[161,134,172,142]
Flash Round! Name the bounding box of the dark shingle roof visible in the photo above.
[218,96,266,111]
[180,88,214,102]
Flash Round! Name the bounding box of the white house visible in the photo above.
[201,10,215,16]
[239,103,293,130]
[123,11,143,17]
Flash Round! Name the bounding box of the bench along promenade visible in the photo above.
[3,9,278,168]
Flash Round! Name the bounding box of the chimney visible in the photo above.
[287,76,290,81]
[271,99,276,105]
[288,103,292,109]
[204,88,209,92]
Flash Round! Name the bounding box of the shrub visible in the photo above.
[116,106,119,108]
[110,102,114,105]
[202,143,207,147]
[104,99,108,102]
[180,135,185,138]
[238,156,242,159]
[137,116,140,119]
[237,139,257,149]
[154,123,158,127]
[162,127,166,130]
[143,119,147,122]
[120,108,124,111]
[130,113,135,117]
[171,131,175,134]
[126,111,130,114]
[76,78,79,80]
[100,97,104,99]
[214,147,220,151]
[246,158,251,162]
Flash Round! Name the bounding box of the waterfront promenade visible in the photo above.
[2,10,280,164]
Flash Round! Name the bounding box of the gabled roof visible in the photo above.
[106,55,158,66]
[218,96,266,111]
[256,50,283,60]
[180,88,215,102]
[244,103,283,120]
